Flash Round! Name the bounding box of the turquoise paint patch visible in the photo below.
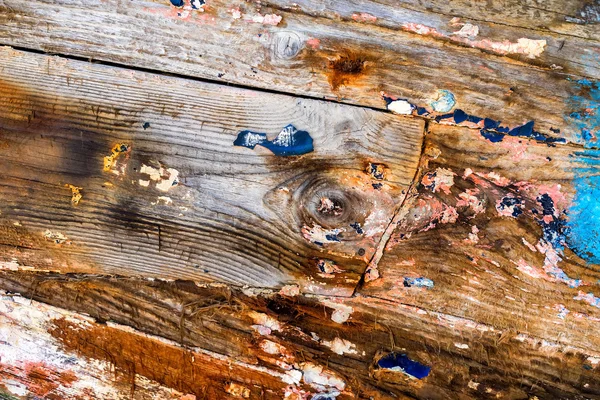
[567,148,600,264]
[565,79,600,265]
[565,79,600,148]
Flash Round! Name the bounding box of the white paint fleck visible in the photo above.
[0,258,21,271]
[301,362,346,390]
[321,301,354,324]
[156,196,173,205]
[139,179,150,187]
[454,343,469,349]
[387,99,414,115]
[279,284,300,297]
[259,340,283,355]
[250,13,282,25]
[140,164,180,192]
[322,337,358,355]
[451,23,479,37]
[588,356,600,366]
[282,369,303,385]
[248,311,281,335]
[43,230,70,245]
[468,380,480,390]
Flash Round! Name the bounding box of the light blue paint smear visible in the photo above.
[430,90,456,113]
[403,277,434,288]
[565,79,600,148]
[567,161,600,264]
[574,291,600,308]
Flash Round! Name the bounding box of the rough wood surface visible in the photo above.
[1,0,600,399]
[0,47,423,293]
[361,123,600,353]
[0,0,598,143]
[3,272,600,399]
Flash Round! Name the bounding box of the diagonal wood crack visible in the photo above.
[352,119,430,296]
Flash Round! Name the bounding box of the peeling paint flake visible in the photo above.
[377,353,431,379]
[321,337,357,355]
[320,301,353,324]
[302,224,344,245]
[234,125,313,156]
[65,184,82,206]
[43,230,70,245]
[140,164,180,192]
[402,22,546,59]
[103,143,130,175]
[248,311,282,335]
[301,362,346,390]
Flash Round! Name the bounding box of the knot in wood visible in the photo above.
[298,178,369,236]
[272,32,303,60]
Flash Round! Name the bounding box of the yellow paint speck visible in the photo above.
[66,184,82,205]
[103,143,129,173]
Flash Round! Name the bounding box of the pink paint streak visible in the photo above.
[402,22,547,59]
[352,12,377,23]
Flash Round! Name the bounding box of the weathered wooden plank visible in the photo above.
[361,122,600,354]
[0,47,424,293]
[369,0,600,41]
[0,291,299,399]
[0,0,599,144]
[2,271,600,399]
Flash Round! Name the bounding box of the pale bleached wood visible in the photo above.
[0,47,424,292]
[0,0,598,144]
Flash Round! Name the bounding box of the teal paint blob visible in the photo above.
[565,79,600,148]
[567,165,600,264]
[565,80,600,265]
[567,149,600,264]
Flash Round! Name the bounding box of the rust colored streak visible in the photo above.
[48,318,285,399]
[327,53,368,91]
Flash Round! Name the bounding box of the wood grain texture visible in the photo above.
[0,0,598,143]
[361,122,600,354]
[2,271,600,399]
[0,47,424,292]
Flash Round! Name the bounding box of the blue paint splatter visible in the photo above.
[565,79,600,148]
[537,194,567,250]
[190,0,205,9]
[498,196,523,217]
[566,150,600,264]
[169,0,184,6]
[383,94,566,145]
[556,304,570,319]
[403,277,434,288]
[350,222,364,234]
[377,353,431,379]
[234,124,314,156]
[480,129,505,143]
[325,233,341,242]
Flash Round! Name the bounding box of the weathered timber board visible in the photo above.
[0,0,599,144]
[2,272,600,399]
[0,47,424,293]
[361,123,600,352]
